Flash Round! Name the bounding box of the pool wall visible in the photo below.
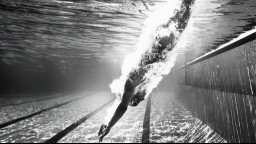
[171,33,256,143]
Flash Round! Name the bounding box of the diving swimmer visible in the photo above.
[98,0,195,142]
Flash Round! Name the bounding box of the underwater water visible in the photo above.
[0,0,255,143]
[0,0,255,93]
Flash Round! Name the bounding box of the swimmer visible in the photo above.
[98,0,195,141]
[98,78,145,142]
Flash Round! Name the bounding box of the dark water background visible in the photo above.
[0,0,255,94]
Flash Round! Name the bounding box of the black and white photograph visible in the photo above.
[0,0,255,143]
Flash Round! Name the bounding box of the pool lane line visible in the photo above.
[44,97,116,143]
[142,94,152,143]
[0,94,64,108]
[0,92,93,108]
[0,93,93,129]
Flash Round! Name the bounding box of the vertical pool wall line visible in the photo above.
[171,30,256,143]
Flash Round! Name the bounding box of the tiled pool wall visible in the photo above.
[171,39,256,143]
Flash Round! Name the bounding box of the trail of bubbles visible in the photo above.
[104,0,195,124]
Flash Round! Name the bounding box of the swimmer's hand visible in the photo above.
[98,124,110,142]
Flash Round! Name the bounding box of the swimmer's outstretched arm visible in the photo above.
[99,91,133,142]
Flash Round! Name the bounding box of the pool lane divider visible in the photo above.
[44,97,116,143]
[0,93,93,129]
[142,94,152,143]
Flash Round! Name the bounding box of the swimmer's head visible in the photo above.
[129,97,141,107]
[129,91,146,107]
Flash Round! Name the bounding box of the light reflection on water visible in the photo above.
[0,0,255,67]
[0,0,154,66]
